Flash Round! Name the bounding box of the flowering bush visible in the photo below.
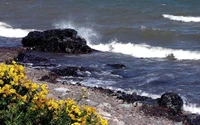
[0,62,108,125]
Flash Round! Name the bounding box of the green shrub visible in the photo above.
[0,61,108,125]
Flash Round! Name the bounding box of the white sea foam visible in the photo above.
[0,22,34,38]
[91,40,200,60]
[183,103,200,114]
[53,21,100,44]
[163,14,200,22]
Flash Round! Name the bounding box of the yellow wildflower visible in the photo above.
[31,83,39,91]
[71,122,80,125]
[0,79,4,85]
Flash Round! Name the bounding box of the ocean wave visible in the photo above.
[0,22,35,38]
[53,21,200,60]
[90,39,200,60]
[183,103,200,114]
[139,26,177,40]
[163,14,200,22]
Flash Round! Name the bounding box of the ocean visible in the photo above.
[0,0,200,114]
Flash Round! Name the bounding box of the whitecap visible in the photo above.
[90,39,200,60]
[0,22,35,38]
[163,14,200,22]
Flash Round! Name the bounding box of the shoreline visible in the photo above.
[25,67,177,125]
[0,46,199,124]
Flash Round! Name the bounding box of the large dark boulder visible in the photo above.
[158,92,183,112]
[21,29,93,54]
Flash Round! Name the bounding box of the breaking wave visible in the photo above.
[91,40,200,60]
[163,14,200,22]
[53,21,100,44]
[0,22,34,38]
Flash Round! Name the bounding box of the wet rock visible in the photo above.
[93,87,115,95]
[115,91,150,103]
[186,114,200,125]
[166,53,176,60]
[106,63,126,69]
[158,92,183,112]
[52,66,88,77]
[21,29,93,54]
[15,50,49,63]
[40,72,58,83]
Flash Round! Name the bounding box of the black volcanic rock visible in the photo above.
[15,50,49,63]
[52,66,88,77]
[21,29,93,54]
[158,92,183,112]
[186,114,200,125]
[106,63,126,69]
[115,91,150,103]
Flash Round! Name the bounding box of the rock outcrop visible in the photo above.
[158,92,183,112]
[21,29,93,54]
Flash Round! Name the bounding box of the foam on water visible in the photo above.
[53,21,100,44]
[0,22,35,38]
[183,103,200,114]
[163,14,200,22]
[91,39,200,60]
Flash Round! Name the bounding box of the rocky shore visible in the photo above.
[24,67,177,125]
[1,47,199,125]
[1,29,200,125]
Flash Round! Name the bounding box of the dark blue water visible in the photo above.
[1,0,200,113]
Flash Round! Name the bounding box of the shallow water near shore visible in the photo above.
[1,0,200,114]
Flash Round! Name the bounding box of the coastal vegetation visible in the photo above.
[0,61,108,125]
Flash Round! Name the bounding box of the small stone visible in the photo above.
[174,122,183,125]
[54,87,69,93]
[119,103,134,108]
[97,102,112,109]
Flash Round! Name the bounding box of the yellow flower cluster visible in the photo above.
[0,61,108,125]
